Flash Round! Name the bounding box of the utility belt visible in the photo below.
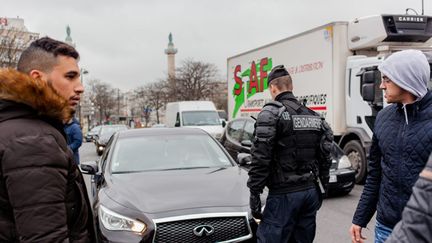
[268,170,316,194]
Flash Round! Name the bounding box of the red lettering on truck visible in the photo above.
[259,57,268,92]
[234,65,242,96]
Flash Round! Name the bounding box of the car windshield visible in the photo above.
[111,134,232,173]
[100,126,127,136]
[182,111,221,126]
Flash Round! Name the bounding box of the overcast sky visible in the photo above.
[2,0,430,91]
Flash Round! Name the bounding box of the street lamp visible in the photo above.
[78,68,89,127]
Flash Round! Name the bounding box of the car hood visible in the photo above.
[104,166,250,215]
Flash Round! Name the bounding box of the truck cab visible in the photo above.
[341,15,432,182]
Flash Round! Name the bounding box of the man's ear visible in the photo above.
[29,70,45,80]
[270,84,277,93]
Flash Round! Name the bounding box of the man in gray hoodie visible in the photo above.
[349,49,432,243]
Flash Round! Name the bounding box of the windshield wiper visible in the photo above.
[160,166,212,171]
[112,166,216,174]
[208,167,230,174]
[112,170,144,174]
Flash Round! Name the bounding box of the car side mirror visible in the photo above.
[80,161,98,175]
[221,120,226,128]
[237,153,252,166]
[241,140,252,147]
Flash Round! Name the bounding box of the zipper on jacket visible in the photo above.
[398,111,407,213]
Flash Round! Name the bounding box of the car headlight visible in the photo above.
[337,155,352,169]
[99,205,146,233]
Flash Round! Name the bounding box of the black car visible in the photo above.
[94,125,128,155]
[85,125,102,142]
[220,117,356,196]
[81,128,258,242]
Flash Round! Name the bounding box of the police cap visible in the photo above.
[268,65,290,85]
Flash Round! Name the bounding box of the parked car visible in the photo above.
[220,117,356,196]
[94,125,128,155]
[85,125,102,142]
[81,128,258,242]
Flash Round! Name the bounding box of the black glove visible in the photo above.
[250,192,262,220]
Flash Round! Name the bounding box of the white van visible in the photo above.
[165,101,225,139]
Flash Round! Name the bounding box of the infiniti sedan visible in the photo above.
[220,117,356,196]
[81,128,257,243]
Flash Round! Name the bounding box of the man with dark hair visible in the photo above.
[0,37,95,242]
[350,50,432,243]
[248,65,333,243]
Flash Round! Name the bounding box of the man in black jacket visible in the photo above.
[247,65,333,243]
[350,50,432,243]
[0,37,95,242]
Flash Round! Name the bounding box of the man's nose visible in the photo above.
[379,81,385,89]
[75,82,84,94]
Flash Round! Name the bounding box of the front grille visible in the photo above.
[154,215,251,243]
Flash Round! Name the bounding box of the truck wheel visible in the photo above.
[343,140,366,184]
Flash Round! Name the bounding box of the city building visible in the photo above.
[0,17,39,68]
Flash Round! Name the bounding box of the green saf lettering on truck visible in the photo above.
[231,57,273,119]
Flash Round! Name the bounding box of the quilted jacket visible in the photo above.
[386,153,432,243]
[353,91,432,228]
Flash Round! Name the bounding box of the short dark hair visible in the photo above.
[270,75,293,91]
[17,37,79,74]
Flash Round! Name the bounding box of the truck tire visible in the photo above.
[343,140,366,184]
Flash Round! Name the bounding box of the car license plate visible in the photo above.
[329,175,337,183]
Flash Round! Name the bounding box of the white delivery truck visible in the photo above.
[227,14,432,183]
[165,101,225,139]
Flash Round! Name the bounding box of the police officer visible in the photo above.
[248,65,333,243]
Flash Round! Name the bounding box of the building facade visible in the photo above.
[0,17,39,68]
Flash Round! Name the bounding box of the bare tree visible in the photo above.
[0,27,37,68]
[133,86,152,127]
[87,79,116,124]
[136,80,168,126]
[171,59,219,101]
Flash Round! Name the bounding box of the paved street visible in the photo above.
[80,141,376,243]
[316,185,376,242]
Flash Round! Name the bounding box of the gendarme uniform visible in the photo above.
[247,65,333,243]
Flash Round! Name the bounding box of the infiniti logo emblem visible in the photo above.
[193,225,215,237]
